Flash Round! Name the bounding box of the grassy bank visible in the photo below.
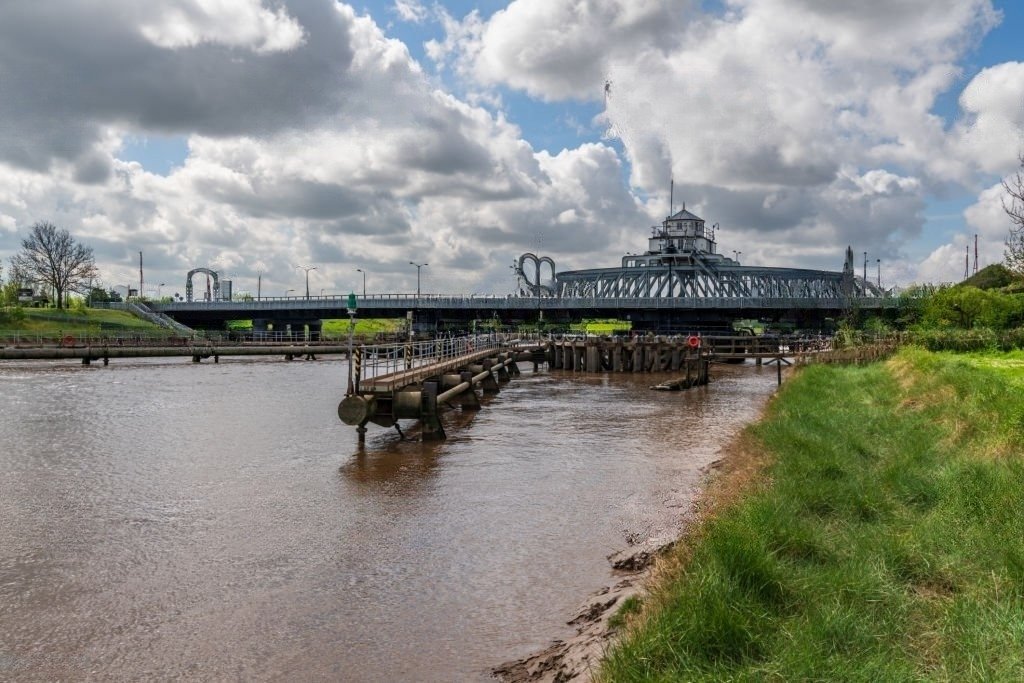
[0,308,166,337]
[601,348,1024,681]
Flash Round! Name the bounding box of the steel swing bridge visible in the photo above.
[514,207,883,306]
[153,206,891,332]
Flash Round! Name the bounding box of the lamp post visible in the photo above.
[409,262,427,298]
[876,259,881,289]
[732,250,742,263]
[158,283,165,299]
[356,268,366,296]
[294,264,317,300]
[286,288,295,298]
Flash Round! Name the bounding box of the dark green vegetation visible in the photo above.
[855,266,1024,349]
[601,349,1024,681]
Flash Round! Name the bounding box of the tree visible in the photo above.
[1002,153,1024,275]
[10,221,98,309]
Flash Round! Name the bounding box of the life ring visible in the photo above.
[687,335,700,349]
[62,335,75,347]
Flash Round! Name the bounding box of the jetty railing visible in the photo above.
[353,333,546,392]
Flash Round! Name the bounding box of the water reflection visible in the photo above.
[1,357,779,682]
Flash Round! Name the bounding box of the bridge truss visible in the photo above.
[552,264,881,302]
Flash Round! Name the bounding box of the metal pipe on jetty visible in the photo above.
[337,334,725,443]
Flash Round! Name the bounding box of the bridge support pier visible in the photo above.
[496,354,512,382]
[459,371,481,410]
[252,318,270,341]
[420,380,445,441]
[479,360,500,394]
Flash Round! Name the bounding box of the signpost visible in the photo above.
[347,292,357,395]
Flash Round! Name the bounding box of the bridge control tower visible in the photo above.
[623,206,736,270]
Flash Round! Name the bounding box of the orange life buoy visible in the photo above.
[63,335,75,347]
[687,335,700,349]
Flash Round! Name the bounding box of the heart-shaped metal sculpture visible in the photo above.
[516,252,556,297]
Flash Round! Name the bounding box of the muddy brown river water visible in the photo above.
[0,356,779,681]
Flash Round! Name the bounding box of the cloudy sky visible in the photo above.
[1,0,1022,299]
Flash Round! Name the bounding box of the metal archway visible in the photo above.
[185,268,221,302]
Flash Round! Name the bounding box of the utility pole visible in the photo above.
[139,251,144,301]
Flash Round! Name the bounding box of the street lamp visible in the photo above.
[732,250,742,262]
[158,283,165,299]
[255,264,266,301]
[356,268,366,296]
[286,288,295,298]
[876,259,881,289]
[409,262,428,298]
[294,264,317,300]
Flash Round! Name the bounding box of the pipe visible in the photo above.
[436,356,512,403]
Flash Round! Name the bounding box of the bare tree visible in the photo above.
[10,221,98,309]
[1002,153,1024,275]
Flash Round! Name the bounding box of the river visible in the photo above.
[0,356,779,681]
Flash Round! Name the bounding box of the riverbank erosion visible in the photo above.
[593,348,1024,681]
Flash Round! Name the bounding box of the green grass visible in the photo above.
[0,307,167,337]
[318,318,405,339]
[568,318,633,335]
[600,348,1024,681]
